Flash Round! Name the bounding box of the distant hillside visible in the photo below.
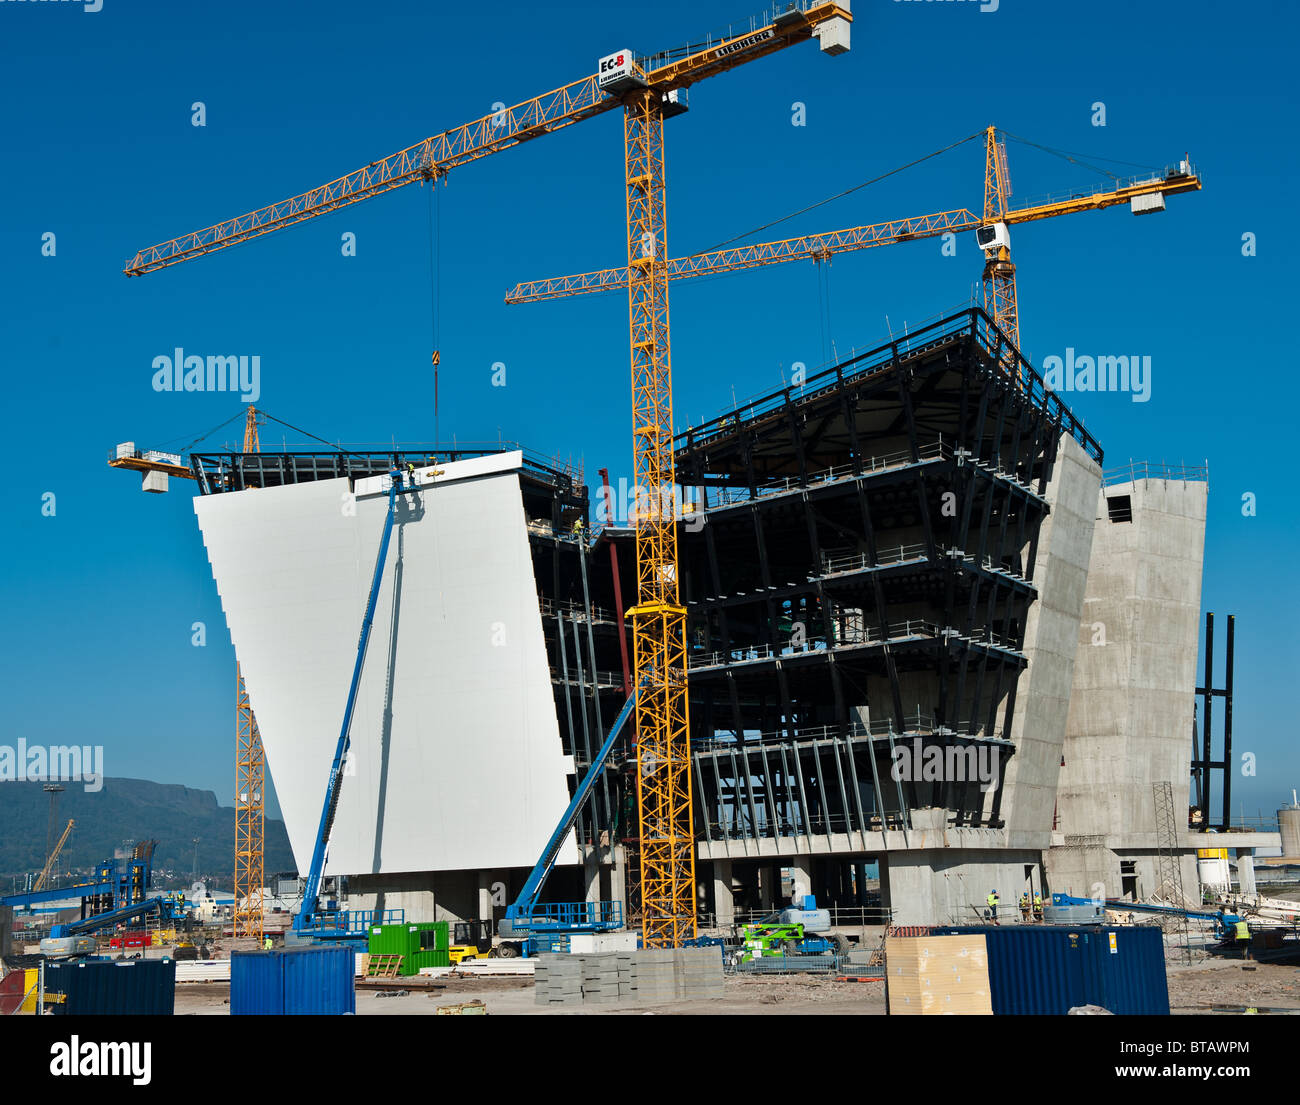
[0,778,295,885]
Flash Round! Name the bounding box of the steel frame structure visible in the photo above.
[1192,611,1236,832]
[674,310,1099,841]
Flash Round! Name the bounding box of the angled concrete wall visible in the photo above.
[1000,434,1102,846]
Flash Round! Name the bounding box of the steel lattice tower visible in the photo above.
[233,406,265,939]
[623,89,696,946]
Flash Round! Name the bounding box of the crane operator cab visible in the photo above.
[976,222,1011,254]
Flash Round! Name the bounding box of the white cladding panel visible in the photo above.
[194,458,577,876]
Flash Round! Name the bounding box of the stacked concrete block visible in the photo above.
[629,947,724,1003]
[615,952,637,999]
[533,955,584,1007]
[532,948,723,1007]
[579,953,620,1004]
[630,947,675,1002]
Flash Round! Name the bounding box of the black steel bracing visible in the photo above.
[675,310,1088,837]
[1191,612,1236,832]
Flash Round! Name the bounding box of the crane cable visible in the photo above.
[1001,132,1162,182]
[427,179,441,444]
[701,130,985,253]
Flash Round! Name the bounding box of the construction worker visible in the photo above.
[263,935,273,952]
[573,517,585,539]
[987,889,999,921]
[1019,891,1030,920]
[1234,915,1251,959]
[1033,891,1043,919]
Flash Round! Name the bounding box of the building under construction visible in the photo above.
[189,306,1277,929]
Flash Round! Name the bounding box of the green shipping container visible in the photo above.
[367,922,450,975]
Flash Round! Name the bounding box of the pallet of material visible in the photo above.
[886,934,992,1015]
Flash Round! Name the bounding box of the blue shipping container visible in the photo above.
[930,925,1169,1015]
[45,957,176,1015]
[231,946,355,1015]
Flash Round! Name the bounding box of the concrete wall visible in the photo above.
[1045,844,1198,905]
[1000,434,1102,846]
[1051,476,1207,852]
[1047,475,1207,899]
[882,849,1045,926]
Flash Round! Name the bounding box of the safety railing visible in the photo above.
[691,712,1008,752]
[702,440,950,510]
[1102,459,1209,486]
[508,901,622,931]
[688,618,1024,671]
[540,597,619,624]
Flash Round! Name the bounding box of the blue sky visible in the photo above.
[1,0,1296,823]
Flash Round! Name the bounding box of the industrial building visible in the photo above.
[189,306,1276,930]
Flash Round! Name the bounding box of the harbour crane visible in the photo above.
[504,126,1202,360]
[121,2,854,947]
[33,819,74,894]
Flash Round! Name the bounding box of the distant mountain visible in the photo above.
[0,778,295,885]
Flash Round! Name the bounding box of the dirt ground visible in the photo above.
[170,957,1300,1015]
[174,972,889,1015]
[1165,959,1300,1013]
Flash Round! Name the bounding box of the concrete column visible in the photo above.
[788,858,812,907]
[477,870,493,921]
[583,846,602,904]
[609,845,627,910]
[713,860,735,928]
[1236,848,1257,897]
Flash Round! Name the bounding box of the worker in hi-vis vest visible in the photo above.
[1235,916,1251,959]
[987,889,999,921]
[1033,891,1043,918]
[1019,892,1030,920]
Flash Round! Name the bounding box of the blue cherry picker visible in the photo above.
[290,466,422,945]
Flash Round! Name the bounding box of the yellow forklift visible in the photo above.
[448,919,495,965]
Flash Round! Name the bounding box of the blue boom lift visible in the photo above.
[497,685,640,953]
[292,467,421,944]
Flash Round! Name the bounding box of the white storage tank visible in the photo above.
[1279,797,1300,858]
[1196,847,1230,894]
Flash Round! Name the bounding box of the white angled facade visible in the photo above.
[194,451,578,879]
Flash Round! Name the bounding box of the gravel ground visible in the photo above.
[173,972,888,1015]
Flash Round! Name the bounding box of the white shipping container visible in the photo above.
[116,442,136,459]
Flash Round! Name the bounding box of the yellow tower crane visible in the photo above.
[505,126,1201,361]
[121,3,853,948]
